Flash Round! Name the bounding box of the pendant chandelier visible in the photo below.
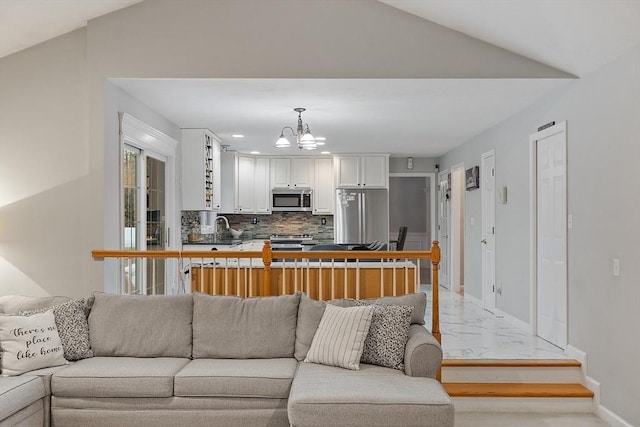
[275,107,318,150]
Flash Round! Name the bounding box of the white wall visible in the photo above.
[437,46,640,425]
[0,29,91,298]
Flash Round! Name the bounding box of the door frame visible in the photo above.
[481,149,496,312]
[388,172,436,249]
[529,121,568,338]
[118,113,178,294]
[450,162,465,293]
[437,169,451,289]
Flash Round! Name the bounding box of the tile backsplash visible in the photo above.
[182,211,334,242]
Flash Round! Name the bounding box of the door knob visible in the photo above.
[481,239,487,244]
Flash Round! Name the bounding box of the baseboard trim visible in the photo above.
[597,403,634,427]
[566,344,633,427]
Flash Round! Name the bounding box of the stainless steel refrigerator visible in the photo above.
[335,188,389,245]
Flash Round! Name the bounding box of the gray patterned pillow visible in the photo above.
[354,301,412,370]
[21,298,93,361]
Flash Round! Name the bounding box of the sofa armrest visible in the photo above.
[404,324,443,379]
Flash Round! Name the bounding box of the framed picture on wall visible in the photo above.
[466,166,479,190]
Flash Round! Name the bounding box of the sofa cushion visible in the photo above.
[21,298,93,361]
[0,311,68,376]
[288,362,454,427]
[51,357,189,398]
[192,293,300,359]
[294,294,326,361]
[175,358,298,399]
[354,301,412,370]
[0,375,45,420]
[304,304,373,371]
[88,293,193,358]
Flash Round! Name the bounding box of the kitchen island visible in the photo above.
[184,240,419,300]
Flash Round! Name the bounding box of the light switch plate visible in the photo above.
[613,259,620,277]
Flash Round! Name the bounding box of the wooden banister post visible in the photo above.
[430,240,441,344]
[262,240,272,296]
[430,240,442,382]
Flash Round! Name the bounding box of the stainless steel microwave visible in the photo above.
[271,189,313,211]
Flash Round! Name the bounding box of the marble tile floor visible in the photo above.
[421,285,569,359]
[454,412,609,426]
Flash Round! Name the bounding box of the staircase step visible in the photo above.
[443,383,594,398]
[442,359,581,368]
[441,359,582,383]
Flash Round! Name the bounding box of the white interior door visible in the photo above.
[450,164,465,293]
[438,171,450,289]
[533,122,567,349]
[481,150,496,312]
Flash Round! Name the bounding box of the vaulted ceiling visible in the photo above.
[2,0,638,156]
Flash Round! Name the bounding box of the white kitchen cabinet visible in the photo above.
[220,153,271,214]
[181,128,221,210]
[291,158,314,188]
[269,157,314,188]
[333,154,389,188]
[236,155,255,213]
[270,158,290,188]
[312,158,334,215]
[254,157,271,213]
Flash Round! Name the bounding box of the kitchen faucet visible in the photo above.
[214,216,230,239]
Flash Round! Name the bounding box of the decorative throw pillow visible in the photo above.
[354,301,412,370]
[21,299,93,361]
[0,310,68,376]
[304,304,373,370]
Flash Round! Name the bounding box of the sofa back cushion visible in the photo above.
[88,293,193,358]
[192,293,300,359]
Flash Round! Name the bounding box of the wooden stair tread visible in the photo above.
[443,383,594,398]
[442,359,581,368]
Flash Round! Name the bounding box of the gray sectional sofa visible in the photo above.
[0,292,454,427]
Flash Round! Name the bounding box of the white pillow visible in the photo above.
[0,310,68,376]
[304,304,373,370]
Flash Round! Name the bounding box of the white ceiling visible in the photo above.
[112,78,567,157]
[2,0,639,157]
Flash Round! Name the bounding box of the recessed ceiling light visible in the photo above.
[232,134,244,138]
[321,151,331,154]
[315,137,326,141]
[250,151,260,154]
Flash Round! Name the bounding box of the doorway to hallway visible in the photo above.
[389,173,435,282]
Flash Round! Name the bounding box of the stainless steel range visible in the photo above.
[269,235,313,250]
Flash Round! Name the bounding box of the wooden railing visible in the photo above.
[92,241,441,344]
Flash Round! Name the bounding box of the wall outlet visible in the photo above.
[321,218,327,225]
[613,259,620,277]
[251,217,258,225]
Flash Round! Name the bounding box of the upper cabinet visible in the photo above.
[334,154,389,188]
[270,158,314,188]
[181,129,221,211]
[220,153,271,214]
[312,158,334,215]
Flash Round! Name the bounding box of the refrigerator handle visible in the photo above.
[360,191,366,243]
